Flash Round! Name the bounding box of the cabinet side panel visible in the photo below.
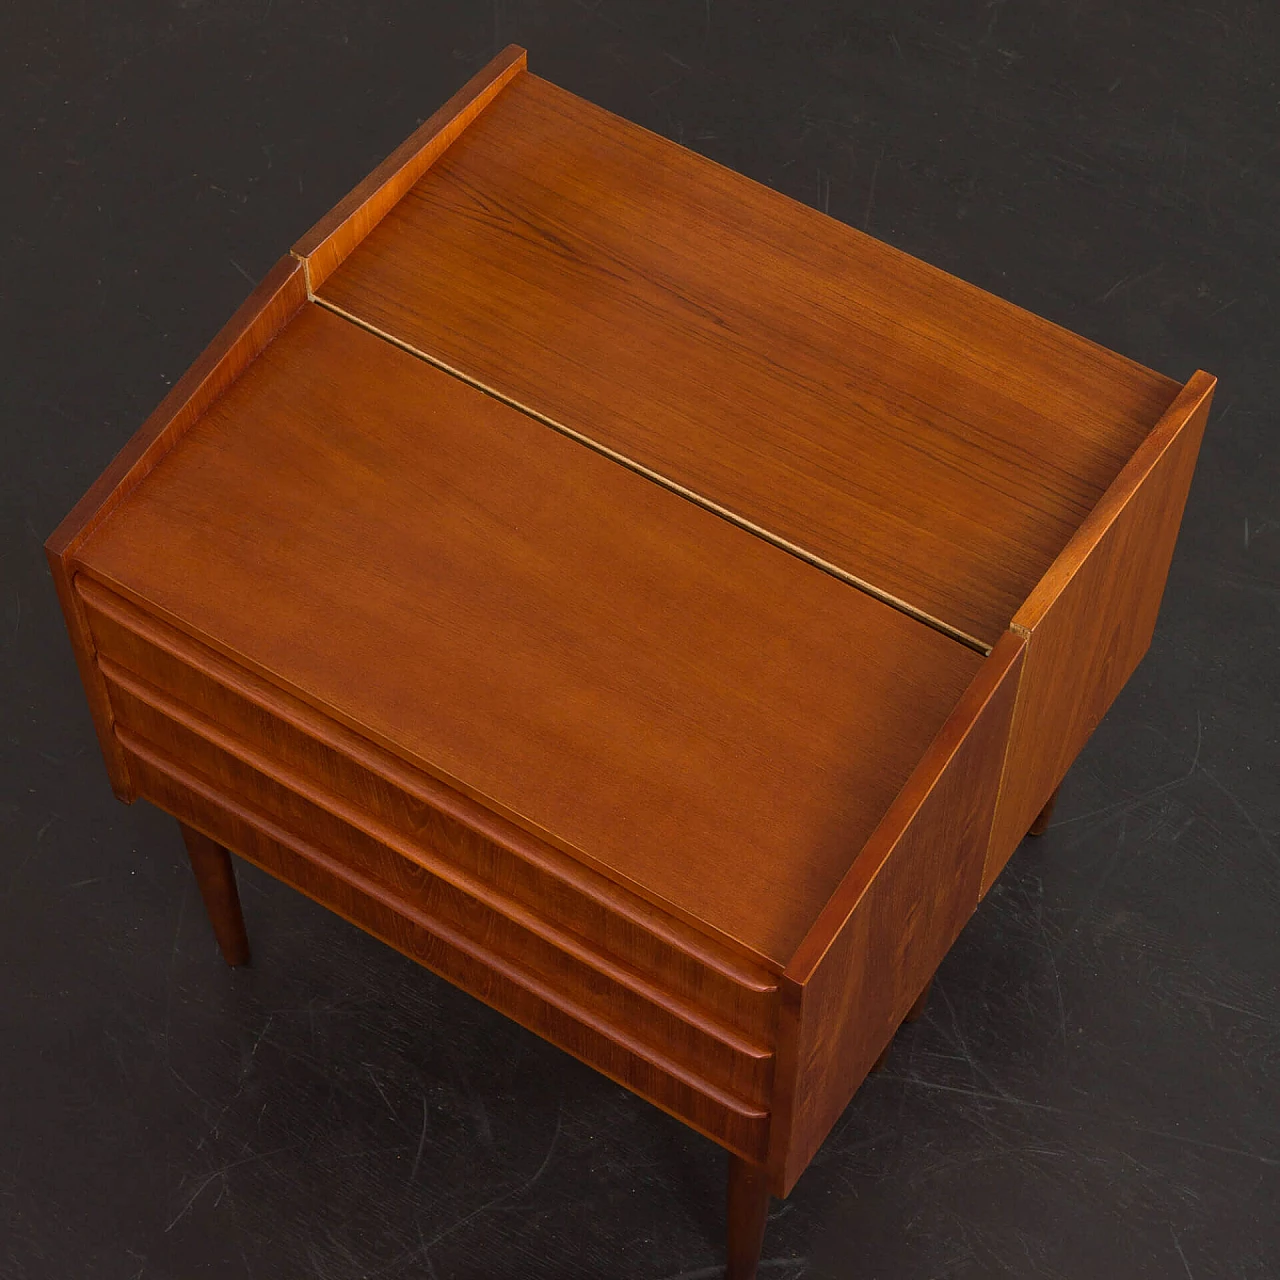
[983,373,1215,893]
[771,635,1023,1193]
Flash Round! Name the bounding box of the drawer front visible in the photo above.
[78,574,776,1159]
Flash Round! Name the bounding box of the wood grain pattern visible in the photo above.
[318,71,1182,647]
[292,46,526,292]
[770,632,1025,1193]
[72,302,981,965]
[45,255,307,799]
[982,372,1215,893]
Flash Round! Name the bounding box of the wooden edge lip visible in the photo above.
[45,254,307,564]
[781,630,1028,988]
[1012,369,1217,635]
[292,44,527,293]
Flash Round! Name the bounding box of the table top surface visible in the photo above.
[319,71,1181,648]
[69,60,1186,967]
[79,303,982,965]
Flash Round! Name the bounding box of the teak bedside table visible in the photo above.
[47,47,1214,1278]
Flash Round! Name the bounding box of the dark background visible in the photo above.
[3,2,1277,1276]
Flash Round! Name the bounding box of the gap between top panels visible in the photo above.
[305,284,992,657]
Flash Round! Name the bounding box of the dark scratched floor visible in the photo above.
[3,2,1278,1277]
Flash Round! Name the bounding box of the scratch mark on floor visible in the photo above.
[239,1016,273,1082]
[1057,711,1201,833]
[891,1083,1280,1167]
[1199,767,1276,854]
[1095,262,1162,303]
[364,1063,398,1119]
[1171,1224,1195,1278]
[409,1095,429,1184]
[934,978,1016,1102]
[417,1221,440,1280]
[162,879,191,1060]
[1185,992,1275,1023]
[423,1105,562,1248]
[1244,517,1272,549]
[164,1171,222,1232]
[864,145,883,229]
[165,1142,298,1232]
[887,1076,1064,1113]
[656,1260,806,1280]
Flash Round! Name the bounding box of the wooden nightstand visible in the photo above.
[46,46,1213,1279]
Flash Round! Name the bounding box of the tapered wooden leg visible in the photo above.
[1028,784,1061,837]
[905,975,933,1023]
[179,823,250,966]
[726,1156,770,1280]
[872,973,935,1073]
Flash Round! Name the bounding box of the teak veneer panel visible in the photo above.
[72,302,981,965]
[982,372,1215,890]
[316,70,1182,648]
[772,632,1024,1193]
